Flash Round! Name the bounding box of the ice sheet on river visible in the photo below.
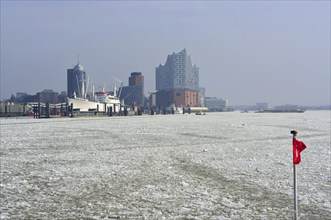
[1,111,330,219]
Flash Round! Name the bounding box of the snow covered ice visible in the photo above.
[0,111,330,219]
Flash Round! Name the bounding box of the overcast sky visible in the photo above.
[1,1,330,106]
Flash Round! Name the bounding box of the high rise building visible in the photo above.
[155,49,199,107]
[67,62,87,98]
[129,72,144,86]
[119,72,144,107]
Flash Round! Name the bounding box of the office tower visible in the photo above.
[67,62,87,98]
[155,49,199,107]
[119,72,144,107]
[129,72,144,86]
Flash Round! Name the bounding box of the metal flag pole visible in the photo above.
[291,130,298,220]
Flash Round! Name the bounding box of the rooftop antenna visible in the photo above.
[77,53,80,64]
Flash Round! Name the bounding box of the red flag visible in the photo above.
[293,138,307,164]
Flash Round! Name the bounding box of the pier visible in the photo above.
[0,101,209,119]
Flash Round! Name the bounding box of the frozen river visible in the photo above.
[1,111,330,219]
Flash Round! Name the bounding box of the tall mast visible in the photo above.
[81,74,85,99]
[76,75,81,98]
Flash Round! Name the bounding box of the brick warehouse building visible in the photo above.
[155,90,198,107]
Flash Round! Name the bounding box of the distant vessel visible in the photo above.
[256,109,306,113]
[195,111,206,115]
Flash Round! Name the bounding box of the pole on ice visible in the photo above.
[291,130,298,220]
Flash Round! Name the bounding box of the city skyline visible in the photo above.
[1,1,330,106]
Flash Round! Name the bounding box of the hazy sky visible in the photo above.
[1,1,330,106]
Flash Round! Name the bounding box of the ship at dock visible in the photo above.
[256,105,306,113]
[67,87,121,113]
[256,109,306,113]
[66,60,122,114]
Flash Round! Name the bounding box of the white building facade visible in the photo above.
[156,49,199,91]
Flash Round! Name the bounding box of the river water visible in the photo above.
[1,111,330,219]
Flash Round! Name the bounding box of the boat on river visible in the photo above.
[256,109,306,113]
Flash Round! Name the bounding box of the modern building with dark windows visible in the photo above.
[129,72,144,86]
[67,62,87,98]
[155,49,199,107]
[119,72,144,107]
